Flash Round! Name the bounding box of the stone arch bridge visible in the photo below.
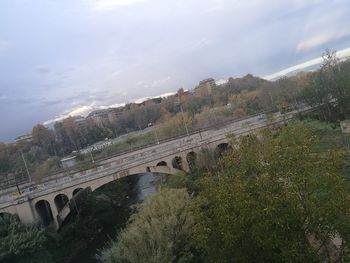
[0,109,304,228]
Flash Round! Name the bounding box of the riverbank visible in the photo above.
[44,173,161,263]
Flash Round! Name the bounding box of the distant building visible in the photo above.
[74,116,88,129]
[87,107,124,127]
[15,133,33,144]
[87,110,110,127]
[107,107,124,123]
[194,78,216,97]
[177,88,191,102]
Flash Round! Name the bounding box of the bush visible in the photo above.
[105,188,195,263]
[0,214,51,263]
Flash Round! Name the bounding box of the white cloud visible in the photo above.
[43,104,96,125]
[264,46,350,80]
[297,30,350,52]
[91,0,147,10]
[43,90,175,125]
[127,90,175,104]
[216,79,228,85]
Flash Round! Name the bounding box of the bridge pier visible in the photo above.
[48,199,59,228]
[180,152,190,173]
[13,200,36,224]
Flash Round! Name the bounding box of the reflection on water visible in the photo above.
[137,172,159,201]
[72,173,162,263]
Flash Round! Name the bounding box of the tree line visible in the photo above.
[0,51,349,184]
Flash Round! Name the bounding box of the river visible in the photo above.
[70,173,162,263]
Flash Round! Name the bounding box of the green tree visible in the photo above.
[32,124,56,156]
[193,122,350,263]
[0,143,12,174]
[106,188,195,263]
[156,112,193,139]
[0,214,51,263]
[303,51,350,121]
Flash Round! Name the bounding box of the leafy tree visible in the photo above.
[54,121,77,154]
[0,144,12,174]
[156,112,193,139]
[193,122,350,263]
[0,214,51,263]
[106,188,195,263]
[303,51,350,121]
[32,124,56,156]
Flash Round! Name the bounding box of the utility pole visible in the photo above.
[21,151,32,183]
[15,182,21,195]
[180,104,190,137]
[175,95,190,137]
[154,129,160,144]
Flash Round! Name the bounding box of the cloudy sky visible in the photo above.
[0,0,350,141]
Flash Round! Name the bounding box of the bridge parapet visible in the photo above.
[0,107,312,226]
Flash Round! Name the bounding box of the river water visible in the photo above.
[71,173,161,263]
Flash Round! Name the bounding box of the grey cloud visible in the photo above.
[0,0,350,141]
[35,65,52,74]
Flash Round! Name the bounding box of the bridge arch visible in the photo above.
[215,142,230,157]
[35,200,54,227]
[54,194,69,212]
[72,188,83,197]
[0,212,12,218]
[156,161,167,166]
[172,156,183,170]
[186,151,197,172]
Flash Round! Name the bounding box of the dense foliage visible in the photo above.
[106,188,195,263]
[0,214,50,263]
[105,121,350,263]
[303,51,350,121]
[193,122,350,263]
[44,176,137,263]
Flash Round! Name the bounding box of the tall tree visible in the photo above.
[32,124,56,156]
[193,122,350,262]
[303,51,350,120]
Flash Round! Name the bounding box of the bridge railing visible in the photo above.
[3,106,312,190]
[0,109,310,206]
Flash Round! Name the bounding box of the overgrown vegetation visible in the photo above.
[104,121,350,263]
[43,176,138,263]
[0,214,51,263]
[105,188,195,263]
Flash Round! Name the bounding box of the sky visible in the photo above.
[0,0,350,141]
